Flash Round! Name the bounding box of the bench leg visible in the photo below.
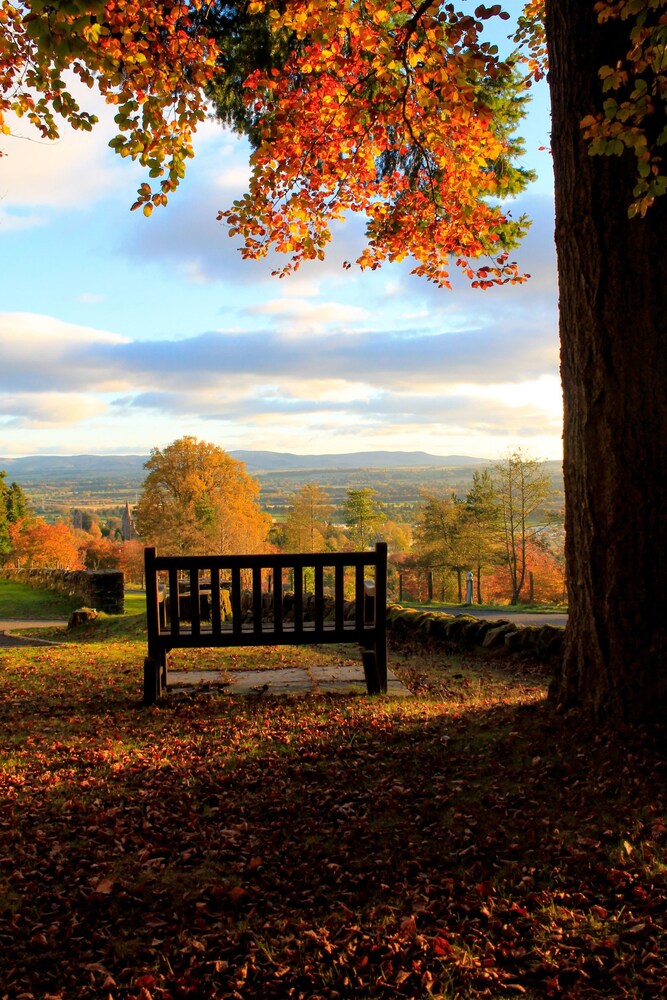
[376,637,388,694]
[160,650,169,691]
[362,648,382,695]
[144,656,160,705]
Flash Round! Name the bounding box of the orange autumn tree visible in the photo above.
[484,536,565,606]
[217,1,536,288]
[1,1,535,285]
[0,0,218,214]
[8,517,83,570]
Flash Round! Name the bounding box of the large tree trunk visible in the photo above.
[545,1,667,721]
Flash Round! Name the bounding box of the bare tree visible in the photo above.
[493,451,553,605]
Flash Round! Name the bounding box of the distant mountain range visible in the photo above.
[1,450,493,476]
[229,450,490,471]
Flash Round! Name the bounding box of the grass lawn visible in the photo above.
[0,578,81,619]
[399,599,568,615]
[1,618,665,998]
[123,586,146,617]
[0,580,146,621]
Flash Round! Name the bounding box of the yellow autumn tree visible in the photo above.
[134,436,271,556]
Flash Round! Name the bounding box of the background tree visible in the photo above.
[0,472,30,563]
[415,492,473,603]
[485,535,565,606]
[134,436,271,556]
[343,488,384,550]
[118,539,146,587]
[378,519,413,557]
[283,483,332,553]
[8,518,83,570]
[82,536,122,570]
[493,450,552,605]
[464,469,503,604]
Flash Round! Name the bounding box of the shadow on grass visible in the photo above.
[1,641,666,998]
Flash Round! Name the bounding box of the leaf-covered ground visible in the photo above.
[1,620,666,999]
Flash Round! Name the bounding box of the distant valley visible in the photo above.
[1,451,564,519]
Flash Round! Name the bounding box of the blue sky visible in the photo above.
[0,5,560,461]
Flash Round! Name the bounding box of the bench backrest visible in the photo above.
[145,543,387,649]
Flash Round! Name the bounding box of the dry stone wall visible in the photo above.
[386,605,564,663]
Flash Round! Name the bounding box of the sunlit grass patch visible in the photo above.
[123,587,147,616]
[0,578,80,618]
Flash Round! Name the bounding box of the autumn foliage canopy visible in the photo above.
[1,1,666,285]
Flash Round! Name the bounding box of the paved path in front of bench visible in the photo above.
[169,663,410,698]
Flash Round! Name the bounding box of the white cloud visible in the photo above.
[0,392,107,427]
[0,207,47,232]
[0,106,124,211]
[247,298,371,335]
[0,312,126,348]
[0,313,130,392]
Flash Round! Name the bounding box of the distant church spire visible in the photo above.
[121,501,135,541]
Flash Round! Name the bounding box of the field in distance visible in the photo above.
[0,451,564,520]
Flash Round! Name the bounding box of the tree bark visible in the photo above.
[545,1,667,721]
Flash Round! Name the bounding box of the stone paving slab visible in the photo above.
[167,664,410,697]
[309,664,411,696]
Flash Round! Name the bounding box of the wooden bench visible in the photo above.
[143,543,388,704]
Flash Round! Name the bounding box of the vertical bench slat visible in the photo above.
[335,564,344,634]
[355,563,365,637]
[273,564,283,635]
[252,566,263,636]
[314,564,324,638]
[293,564,303,637]
[211,566,221,636]
[231,565,242,638]
[169,566,180,637]
[158,573,167,630]
[144,547,161,646]
[190,567,201,638]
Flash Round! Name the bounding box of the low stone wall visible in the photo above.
[165,589,363,624]
[386,605,564,664]
[0,568,124,615]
